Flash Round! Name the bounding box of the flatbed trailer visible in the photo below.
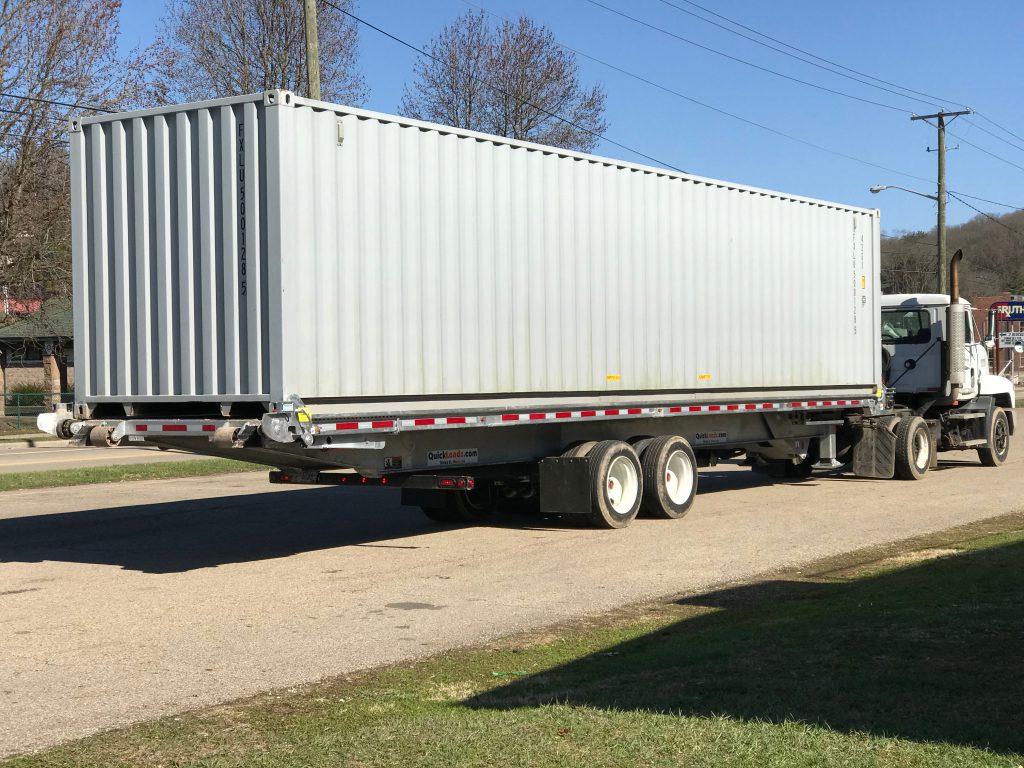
[40,91,1012,528]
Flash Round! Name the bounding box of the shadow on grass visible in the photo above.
[469,539,1024,755]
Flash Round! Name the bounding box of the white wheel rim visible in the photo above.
[664,449,694,505]
[606,455,639,514]
[913,430,929,468]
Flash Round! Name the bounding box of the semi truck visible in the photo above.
[38,91,1015,528]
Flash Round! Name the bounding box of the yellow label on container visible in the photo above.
[861,275,866,289]
[606,374,621,381]
[698,374,712,381]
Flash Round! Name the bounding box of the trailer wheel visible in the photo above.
[638,435,698,519]
[420,482,497,524]
[562,441,597,459]
[894,415,932,480]
[977,407,1010,467]
[586,441,643,529]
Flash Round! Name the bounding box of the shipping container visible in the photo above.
[70,90,880,418]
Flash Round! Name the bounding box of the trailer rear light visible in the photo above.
[437,477,474,490]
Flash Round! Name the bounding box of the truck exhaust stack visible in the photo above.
[947,249,966,398]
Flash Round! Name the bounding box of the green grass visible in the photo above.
[0,458,258,492]
[7,516,1024,768]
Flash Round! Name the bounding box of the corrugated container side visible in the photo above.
[72,92,880,414]
[71,96,274,404]
[277,103,879,403]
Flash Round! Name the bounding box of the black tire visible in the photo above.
[586,440,643,529]
[637,435,698,519]
[977,407,1011,467]
[894,415,931,480]
[419,482,497,524]
[419,505,462,523]
[562,441,597,459]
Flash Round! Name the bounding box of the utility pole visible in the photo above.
[911,109,971,295]
[303,0,322,101]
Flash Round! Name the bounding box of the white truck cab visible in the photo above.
[879,282,1014,468]
[881,294,1015,408]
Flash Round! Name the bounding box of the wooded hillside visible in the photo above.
[882,209,1024,299]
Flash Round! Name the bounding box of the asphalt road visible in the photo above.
[2,450,1023,758]
[0,441,204,474]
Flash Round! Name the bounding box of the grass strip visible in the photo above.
[0,458,257,492]
[7,514,1024,767]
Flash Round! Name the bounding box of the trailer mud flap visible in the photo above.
[852,422,896,479]
[539,457,591,515]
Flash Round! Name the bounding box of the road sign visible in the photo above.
[998,331,1024,346]
[991,301,1024,321]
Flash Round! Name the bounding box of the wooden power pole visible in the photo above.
[304,0,322,100]
[911,109,971,295]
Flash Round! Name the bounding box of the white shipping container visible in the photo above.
[71,91,880,418]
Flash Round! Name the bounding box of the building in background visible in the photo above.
[970,292,1023,384]
[0,299,74,416]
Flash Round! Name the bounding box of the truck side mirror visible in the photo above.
[983,336,995,350]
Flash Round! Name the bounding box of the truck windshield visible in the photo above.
[881,309,931,344]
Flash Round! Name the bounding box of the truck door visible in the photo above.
[960,310,983,399]
[881,308,942,393]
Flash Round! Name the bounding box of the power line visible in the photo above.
[581,0,910,114]
[0,91,112,114]
[585,1,1024,191]
[320,0,685,172]
[948,191,1024,212]
[962,118,1024,155]
[651,0,944,110]
[949,192,1024,244]
[459,0,932,185]
[974,112,1024,147]
[653,0,965,109]
[948,129,1024,174]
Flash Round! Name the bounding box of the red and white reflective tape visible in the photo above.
[398,415,483,429]
[316,419,399,435]
[131,422,218,434]
[495,406,659,424]
[311,399,867,436]
[664,398,862,414]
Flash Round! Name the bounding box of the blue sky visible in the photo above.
[118,0,1024,236]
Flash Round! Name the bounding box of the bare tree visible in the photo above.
[401,10,607,152]
[0,0,146,309]
[149,0,367,104]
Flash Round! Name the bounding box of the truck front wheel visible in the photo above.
[977,407,1010,467]
[894,415,932,480]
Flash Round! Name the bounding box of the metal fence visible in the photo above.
[1,392,73,431]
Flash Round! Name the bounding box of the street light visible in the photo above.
[869,184,939,202]
[870,184,945,294]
